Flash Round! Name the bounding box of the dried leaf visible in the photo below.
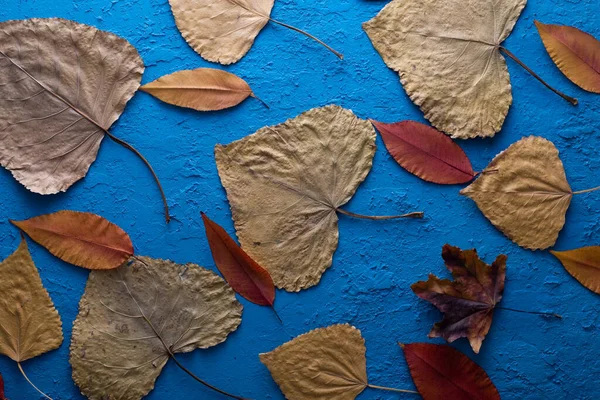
[363,0,526,138]
[536,21,600,93]
[215,105,377,292]
[141,68,261,111]
[372,120,475,184]
[70,256,242,400]
[0,18,143,194]
[11,211,134,270]
[411,244,506,353]
[461,136,572,250]
[0,238,63,363]
[202,212,276,306]
[401,343,500,400]
[551,247,600,294]
[260,324,368,399]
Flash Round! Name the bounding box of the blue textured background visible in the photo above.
[0,0,599,399]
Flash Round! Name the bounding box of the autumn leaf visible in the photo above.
[168,0,342,65]
[0,238,63,399]
[411,244,506,353]
[70,256,244,400]
[551,247,600,294]
[363,0,576,139]
[11,211,134,270]
[215,105,423,292]
[141,68,267,111]
[461,136,579,250]
[400,343,500,400]
[0,373,4,400]
[0,18,170,222]
[371,120,475,184]
[536,21,600,93]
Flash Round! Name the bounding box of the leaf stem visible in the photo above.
[497,306,562,319]
[268,18,344,60]
[367,384,419,394]
[573,186,600,195]
[499,47,578,105]
[271,305,283,325]
[336,208,424,220]
[105,131,170,223]
[17,363,53,400]
[250,94,270,109]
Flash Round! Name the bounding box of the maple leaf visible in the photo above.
[411,244,506,353]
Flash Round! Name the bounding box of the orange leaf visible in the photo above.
[11,211,133,270]
[536,21,600,93]
[201,213,275,307]
[551,247,600,294]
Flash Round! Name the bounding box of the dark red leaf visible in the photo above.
[201,212,275,306]
[401,343,500,400]
[372,120,475,184]
[0,373,5,400]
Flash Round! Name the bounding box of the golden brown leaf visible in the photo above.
[461,136,572,250]
[551,247,600,294]
[260,324,368,399]
[11,211,134,270]
[141,68,260,111]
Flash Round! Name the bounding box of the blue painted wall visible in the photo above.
[0,0,599,399]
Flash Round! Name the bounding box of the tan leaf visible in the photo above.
[141,68,262,111]
[215,105,377,292]
[0,18,144,194]
[11,211,133,270]
[0,238,63,363]
[260,324,368,399]
[551,247,600,294]
[461,136,572,250]
[363,0,526,139]
[70,257,242,400]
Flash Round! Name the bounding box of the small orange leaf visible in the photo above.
[535,21,600,93]
[11,211,133,270]
[551,247,600,294]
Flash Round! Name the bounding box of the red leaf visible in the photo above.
[372,120,475,184]
[401,343,500,400]
[0,373,5,400]
[201,212,275,306]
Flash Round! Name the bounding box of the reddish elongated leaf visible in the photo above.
[551,247,600,294]
[401,343,500,400]
[0,373,5,400]
[411,245,506,353]
[201,212,275,306]
[11,211,133,270]
[536,21,600,93]
[372,121,475,184]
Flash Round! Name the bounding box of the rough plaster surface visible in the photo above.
[0,0,598,399]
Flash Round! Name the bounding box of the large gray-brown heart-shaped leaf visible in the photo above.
[461,136,572,250]
[215,105,376,292]
[363,0,527,139]
[70,257,242,400]
[0,18,143,194]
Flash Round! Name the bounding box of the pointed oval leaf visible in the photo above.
[201,212,275,306]
[70,256,243,399]
[461,136,572,250]
[260,324,368,399]
[536,21,600,93]
[401,343,500,400]
[551,247,600,294]
[0,18,143,194]
[372,120,475,184]
[141,68,258,111]
[0,239,63,363]
[11,211,133,270]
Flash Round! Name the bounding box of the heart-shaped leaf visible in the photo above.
[551,247,600,294]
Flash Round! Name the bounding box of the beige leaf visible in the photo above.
[0,18,143,194]
[70,257,242,400]
[169,0,274,65]
[0,238,63,363]
[260,324,368,399]
[363,0,526,139]
[141,68,261,111]
[461,136,572,250]
[215,105,376,291]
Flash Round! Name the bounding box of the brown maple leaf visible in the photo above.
[411,244,506,353]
